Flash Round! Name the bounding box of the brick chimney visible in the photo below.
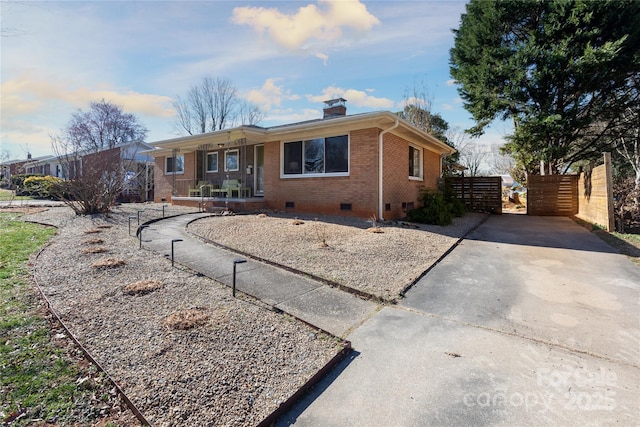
[323,98,347,118]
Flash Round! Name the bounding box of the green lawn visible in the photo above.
[0,213,131,425]
[0,188,32,202]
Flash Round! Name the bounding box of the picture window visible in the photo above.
[283,135,348,176]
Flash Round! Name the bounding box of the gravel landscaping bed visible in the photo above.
[188,212,488,301]
[26,204,343,426]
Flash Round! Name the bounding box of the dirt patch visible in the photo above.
[163,308,210,330]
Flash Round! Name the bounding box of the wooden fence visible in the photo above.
[446,176,502,214]
[527,175,578,216]
[577,153,615,231]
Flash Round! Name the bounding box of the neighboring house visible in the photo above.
[1,154,52,181]
[24,155,65,178]
[1,143,155,201]
[143,99,456,220]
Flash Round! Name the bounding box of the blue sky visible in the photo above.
[1,0,509,160]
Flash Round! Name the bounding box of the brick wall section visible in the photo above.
[577,153,614,231]
[263,127,442,220]
[153,152,196,202]
[264,128,379,217]
[82,147,121,173]
[382,134,441,219]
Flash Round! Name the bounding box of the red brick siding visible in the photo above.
[264,129,379,217]
[82,147,121,173]
[382,134,442,219]
[153,152,196,202]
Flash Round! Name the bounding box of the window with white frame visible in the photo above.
[409,145,422,179]
[224,149,239,172]
[283,135,348,176]
[165,155,184,174]
[206,152,218,172]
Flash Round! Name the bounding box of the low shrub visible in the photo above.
[21,175,64,199]
[407,186,465,226]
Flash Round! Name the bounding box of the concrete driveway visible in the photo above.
[280,214,640,426]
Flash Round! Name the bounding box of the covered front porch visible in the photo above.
[170,194,267,213]
[150,127,268,209]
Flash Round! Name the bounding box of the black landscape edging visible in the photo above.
[31,237,152,426]
[257,340,352,427]
[184,217,386,304]
[141,213,358,425]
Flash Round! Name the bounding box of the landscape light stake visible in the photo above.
[128,216,137,236]
[137,225,149,249]
[171,239,183,267]
[232,259,247,297]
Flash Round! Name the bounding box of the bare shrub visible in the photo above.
[164,309,209,330]
[311,218,329,247]
[124,280,163,296]
[91,258,127,269]
[367,215,384,233]
[82,247,108,254]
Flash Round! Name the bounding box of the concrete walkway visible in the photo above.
[140,213,379,338]
[279,215,640,426]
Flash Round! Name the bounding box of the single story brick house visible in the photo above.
[144,99,455,220]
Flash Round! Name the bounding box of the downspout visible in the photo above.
[378,119,399,220]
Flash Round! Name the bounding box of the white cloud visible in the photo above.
[0,76,175,157]
[264,108,320,125]
[231,0,380,51]
[442,104,453,111]
[307,86,394,109]
[454,97,463,104]
[244,78,301,112]
[1,77,174,121]
[315,53,329,65]
[446,79,457,87]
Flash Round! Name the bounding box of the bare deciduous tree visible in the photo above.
[51,99,148,214]
[612,107,640,206]
[489,146,526,184]
[457,139,487,177]
[400,80,434,134]
[172,77,263,135]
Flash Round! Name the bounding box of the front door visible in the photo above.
[254,145,264,196]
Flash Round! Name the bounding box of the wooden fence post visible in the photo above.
[603,152,615,232]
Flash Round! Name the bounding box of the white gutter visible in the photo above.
[378,118,399,220]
